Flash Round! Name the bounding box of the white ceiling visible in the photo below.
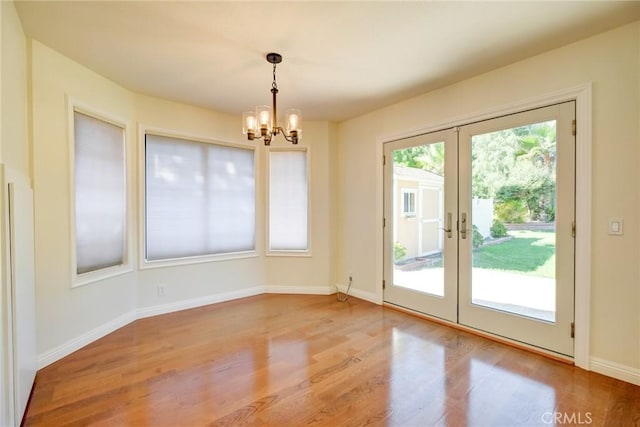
[15,1,640,122]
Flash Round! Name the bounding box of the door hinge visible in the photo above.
[383,217,386,228]
[382,279,386,290]
[571,322,575,338]
[572,120,576,136]
[571,221,576,238]
[383,155,386,166]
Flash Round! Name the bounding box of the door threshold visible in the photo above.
[383,301,574,365]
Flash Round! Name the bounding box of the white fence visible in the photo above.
[472,198,493,238]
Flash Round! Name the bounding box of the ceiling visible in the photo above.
[15,1,640,122]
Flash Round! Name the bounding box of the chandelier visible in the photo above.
[242,53,302,145]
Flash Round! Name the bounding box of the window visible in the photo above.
[402,189,417,217]
[268,148,309,253]
[73,110,127,278]
[144,134,255,262]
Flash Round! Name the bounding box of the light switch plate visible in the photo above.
[608,218,623,235]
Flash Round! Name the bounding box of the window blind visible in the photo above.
[74,111,126,274]
[145,134,255,261]
[269,150,308,251]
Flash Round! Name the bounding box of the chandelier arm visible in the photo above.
[278,127,298,144]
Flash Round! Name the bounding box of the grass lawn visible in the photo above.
[473,230,555,278]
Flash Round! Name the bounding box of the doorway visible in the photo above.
[383,102,576,356]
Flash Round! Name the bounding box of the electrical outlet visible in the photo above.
[157,284,166,297]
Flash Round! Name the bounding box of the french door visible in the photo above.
[383,102,576,356]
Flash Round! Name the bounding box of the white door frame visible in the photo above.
[376,83,592,369]
[458,102,576,356]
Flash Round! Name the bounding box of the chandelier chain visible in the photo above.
[272,63,278,91]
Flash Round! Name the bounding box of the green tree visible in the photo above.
[393,146,428,169]
[496,159,556,221]
[471,130,518,198]
[418,142,445,175]
[393,142,444,176]
[515,121,556,172]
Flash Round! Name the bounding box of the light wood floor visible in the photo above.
[25,294,639,426]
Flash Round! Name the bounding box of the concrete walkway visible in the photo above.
[394,267,555,321]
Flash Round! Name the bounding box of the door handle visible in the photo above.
[442,212,452,238]
[460,212,467,239]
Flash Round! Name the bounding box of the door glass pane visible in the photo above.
[392,142,445,297]
[470,121,557,322]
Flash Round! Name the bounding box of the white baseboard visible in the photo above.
[136,286,264,320]
[336,284,381,304]
[44,286,638,390]
[265,285,334,295]
[590,357,640,386]
[36,285,333,369]
[37,310,136,369]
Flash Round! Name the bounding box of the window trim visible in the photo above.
[67,97,133,288]
[138,124,259,270]
[266,145,312,257]
[401,188,417,217]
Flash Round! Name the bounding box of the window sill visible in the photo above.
[140,250,259,270]
[266,250,312,258]
[72,264,133,288]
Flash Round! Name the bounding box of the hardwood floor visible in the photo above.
[25,294,639,426]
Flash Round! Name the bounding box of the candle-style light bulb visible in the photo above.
[242,111,257,139]
[287,109,302,130]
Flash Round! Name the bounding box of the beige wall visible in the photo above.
[31,40,138,357]
[1,1,33,424]
[30,40,336,361]
[264,121,335,289]
[337,22,640,370]
[133,93,267,308]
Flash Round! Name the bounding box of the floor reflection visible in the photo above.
[385,325,561,426]
[24,296,636,426]
[467,358,556,426]
[388,327,447,425]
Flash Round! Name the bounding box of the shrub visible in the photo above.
[490,219,508,238]
[393,242,407,263]
[495,199,529,223]
[472,225,484,248]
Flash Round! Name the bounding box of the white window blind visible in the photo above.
[269,150,308,251]
[74,111,126,275]
[145,134,255,261]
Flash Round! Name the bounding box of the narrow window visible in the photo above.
[269,149,309,252]
[145,134,255,262]
[402,189,417,217]
[74,111,126,275]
